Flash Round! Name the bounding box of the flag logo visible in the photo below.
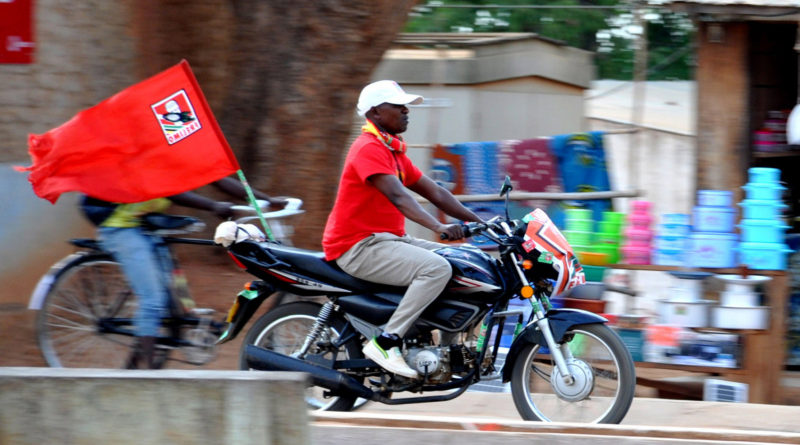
[151,90,202,145]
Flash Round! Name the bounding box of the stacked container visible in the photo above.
[738,167,792,270]
[562,208,594,253]
[688,190,738,268]
[594,211,624,264]
[653,213,691,266]
[621,200,654,264]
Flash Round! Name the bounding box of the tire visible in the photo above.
[36,253,169,368]
[239,301,364,412]
[510,323,635,424]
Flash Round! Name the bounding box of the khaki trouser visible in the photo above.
[336,233,451,337]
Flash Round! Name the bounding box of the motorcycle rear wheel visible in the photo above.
[510,323,635,424]
[239,301,364,412]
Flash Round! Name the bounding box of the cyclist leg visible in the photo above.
[98,227,170,367]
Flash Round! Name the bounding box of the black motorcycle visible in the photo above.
[219,177,636,424]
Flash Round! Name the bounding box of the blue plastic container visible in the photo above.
[739,199,788,220]
[697,190,733,207]
[692,206,736,233]
[738,219,788,244]
[661,213,691,226]
[738,242,792,270]
[742,183,786,201]
[659,223,691,237]
[654,235,689,251]
[653,248,685,266]
[688,232,738,268]
[748,167,781,184]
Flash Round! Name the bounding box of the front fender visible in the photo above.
[500,308,607,382]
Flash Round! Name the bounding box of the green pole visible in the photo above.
[236,169,275,241]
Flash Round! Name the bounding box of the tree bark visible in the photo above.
[131,0,418,248]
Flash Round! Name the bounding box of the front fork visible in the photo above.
[510,259,575,385]
[532,307,575,385]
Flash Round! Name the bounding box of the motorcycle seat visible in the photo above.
[242,241,405,294]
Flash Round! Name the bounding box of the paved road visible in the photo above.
[355,392,800,433]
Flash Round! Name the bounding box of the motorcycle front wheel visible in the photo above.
[239,301,364,412]
[510,323,635,424]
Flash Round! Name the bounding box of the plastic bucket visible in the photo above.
[688,232,737,268]
[692,205,736,233]
[738,242,792,270]
[598,220,623,234]
[738,219,788,244]
[655,235,689,251]
[697,190,733,207]
[628,212,653,227]
[658,223,691,238]
[748,167,781,184]
[742,183,786,201]
[563,230,593,246]
[565,218,594,232]
[625,226,653,243]
[739,199,788,220]
[661,213,690,226]
[595,231,622,245]
[601,211,626,224]
[631,201,653,212]
[581,265,606,282]
[564,208,593,220]
[653,248,685,266]
[592,244,620,264]
[621,245,651,265]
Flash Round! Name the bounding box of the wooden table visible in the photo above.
[607,264,789,404]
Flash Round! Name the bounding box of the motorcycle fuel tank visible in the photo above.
[437,245,504,301]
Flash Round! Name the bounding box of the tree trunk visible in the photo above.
[131,0,417,248]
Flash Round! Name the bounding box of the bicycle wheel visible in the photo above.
[36,253,143,368]
[240,301,363,411]
[510,323,635,424]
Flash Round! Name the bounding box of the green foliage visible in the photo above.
[405,1,695,80]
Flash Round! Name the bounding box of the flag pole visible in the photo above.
[236,169,275,241]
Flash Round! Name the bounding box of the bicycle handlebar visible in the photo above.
[230,197,305,222]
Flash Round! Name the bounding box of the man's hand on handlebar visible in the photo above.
[437,223,466,241]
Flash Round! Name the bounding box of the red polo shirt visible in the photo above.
[322,132,422,260]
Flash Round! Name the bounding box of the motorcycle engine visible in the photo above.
[406,346,450,383]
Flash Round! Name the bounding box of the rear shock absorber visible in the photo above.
[295,302,334,359]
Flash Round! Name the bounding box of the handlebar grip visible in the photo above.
[439,224,473,241]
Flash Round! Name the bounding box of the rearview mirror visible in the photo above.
[500,175,513,197]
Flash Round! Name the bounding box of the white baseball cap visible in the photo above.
[357,80,423,116]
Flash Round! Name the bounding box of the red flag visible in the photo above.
[16,60,240,203]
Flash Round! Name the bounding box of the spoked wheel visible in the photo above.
[510,323,635,424]
[240,301,365,411]
[36,254,163,368]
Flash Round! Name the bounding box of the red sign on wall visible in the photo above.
[0,0,35,64]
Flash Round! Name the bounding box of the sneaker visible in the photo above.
[363,337,418,378]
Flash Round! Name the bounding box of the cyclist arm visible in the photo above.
[167,192,233,219]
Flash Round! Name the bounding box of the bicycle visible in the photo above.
[28,199,304,369]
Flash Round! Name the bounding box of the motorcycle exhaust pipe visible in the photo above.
[244,344,376,401]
